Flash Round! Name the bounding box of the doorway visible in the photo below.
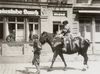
[79,19,92,41]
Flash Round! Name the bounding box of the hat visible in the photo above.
[62,20,68,25]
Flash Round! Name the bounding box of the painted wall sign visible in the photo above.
[0,9,39,15]
[53,11,67,16]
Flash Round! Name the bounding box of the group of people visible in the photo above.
[32,20,83,74]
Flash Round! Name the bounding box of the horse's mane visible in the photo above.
[42,31,55,37]
[42,31,63,45]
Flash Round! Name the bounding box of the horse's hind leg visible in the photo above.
[81,53,88,71]
[59,53,67,71]
[48,50,58,71]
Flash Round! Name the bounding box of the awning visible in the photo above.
[79,10,100,14]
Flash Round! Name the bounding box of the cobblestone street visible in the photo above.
[0,55,100,74]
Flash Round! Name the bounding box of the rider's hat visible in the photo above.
[62,20,68,25]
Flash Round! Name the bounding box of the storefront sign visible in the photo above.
[0,9,39,15]
[53,11,67,16]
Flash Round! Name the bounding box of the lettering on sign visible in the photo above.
[53,11,67,17]
[0,9,22,14]
[0,9,39,15]
[23,9,39,15]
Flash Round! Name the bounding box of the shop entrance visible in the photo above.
[79,19,92,41]
[53,21,62,34]
[29,23,39,41]
[28,17,39,41]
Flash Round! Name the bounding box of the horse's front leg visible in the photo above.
[48,50,58,71]
[59,53,67,71]
[82,53,88,71]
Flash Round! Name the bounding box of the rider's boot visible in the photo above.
[62,47,67,52]
[62,40,68,52]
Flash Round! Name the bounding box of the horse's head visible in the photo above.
[33,34,38,39]
[39,31,55,45]
[39,32,49,44]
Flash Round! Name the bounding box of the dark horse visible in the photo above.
[39,32,90,71]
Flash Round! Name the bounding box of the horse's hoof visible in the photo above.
[82,68,86,71]
[47,68,53,72]
[82,65,88,71]
[63,67,67,71]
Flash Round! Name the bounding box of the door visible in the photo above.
[79,19,92,41]
[95,19,100,42]
[29,23,39,41]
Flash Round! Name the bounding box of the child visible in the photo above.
[32,35,42,74]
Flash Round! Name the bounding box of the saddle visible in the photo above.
[53,37,63,47]
[64,36,80,51]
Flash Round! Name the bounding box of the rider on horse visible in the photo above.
[61,20,73,52]
[55,20,85,52]
[55,20,73,52]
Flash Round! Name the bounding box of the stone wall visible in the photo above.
[0,43,53,63]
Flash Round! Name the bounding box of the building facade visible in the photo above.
[0,0,75,58]
[0,0,100,62]
[0,0,73,42]
[73,0,100,54]
[0,0,100,57]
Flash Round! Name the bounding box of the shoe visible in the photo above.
[62,48,67,52]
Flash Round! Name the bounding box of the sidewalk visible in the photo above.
[0,61,100,74]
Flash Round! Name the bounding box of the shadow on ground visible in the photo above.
[40,66,82,71]
[16,65,83,74]
[16,67,37,74]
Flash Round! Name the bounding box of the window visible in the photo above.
[86,25,91,32]
[53,11,67,17]
[79,19,91,32]
[95,20,100,32]
[29,24,33,31]
[53,21,62,34]
[0,17,3,21]
[28,17,38,22]
[0,23,3,39]
[33,18,38,22]
[17,24,24,29]
[35,24,38,30]
[48,0,58,3]
[8,17,15,22]
[17,17,24,22]
[48,0,67,4]
[28,17,34,22]
[93,0,100,3]
[85,20,91,32]
[76,0,88,3]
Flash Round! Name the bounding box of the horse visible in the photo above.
[39,31,90,71]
